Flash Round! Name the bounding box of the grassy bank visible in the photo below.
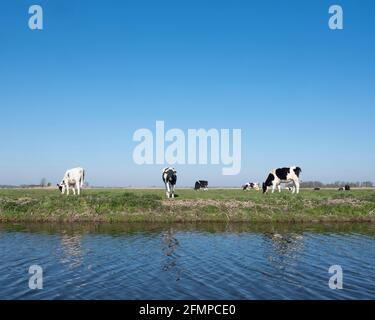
[0,188,374,223]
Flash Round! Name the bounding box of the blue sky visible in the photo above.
[1,0,374,186]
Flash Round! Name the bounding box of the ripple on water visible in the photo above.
[0,224,374,299]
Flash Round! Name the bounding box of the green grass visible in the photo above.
[0,188,374,223]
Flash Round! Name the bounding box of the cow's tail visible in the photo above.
[81,169,85,188]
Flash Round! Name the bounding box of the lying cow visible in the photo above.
[194,180,208,190]
[242,182,260,191]
[262,166,302,194]
[162,167,177,198]
[57,167,85,195]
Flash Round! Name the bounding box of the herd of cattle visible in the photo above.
[161,166,305,198]
[57,165,315,198]
[57,165,353,198]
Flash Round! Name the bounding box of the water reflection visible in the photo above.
[59,232,84,269]
[161,228,182,281]
[264,232,304,272]
[0,221,375,299]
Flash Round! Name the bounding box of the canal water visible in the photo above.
[0,222,374,299]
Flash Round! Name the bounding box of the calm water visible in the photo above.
[0,222,374,299]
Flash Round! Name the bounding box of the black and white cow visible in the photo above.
[242,182,260,191]
[262,166,302,194]
[57,167,85,196]
[194,180,208,190]
[339,185,351,191]
[162,167,177,198]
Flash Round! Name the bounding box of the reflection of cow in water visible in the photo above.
[60,232,83,268]
[161,228,182,281]
[263,232,304,269]
[194,180,208,190]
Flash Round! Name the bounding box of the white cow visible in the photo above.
[162,167,177,198]
[58,167,85,195]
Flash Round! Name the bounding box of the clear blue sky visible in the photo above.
[1,0,374,186]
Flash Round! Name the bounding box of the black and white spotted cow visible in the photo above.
[162,167,177,198]
[339,185,351,191]
[262,166,302,194]
[242,182,260,191]
[194,180,208,190]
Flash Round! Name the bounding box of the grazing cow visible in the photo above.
[339,185,351,191]
[242,182,260,191]
[162,167,177,198]
[314,187,321,191]
[194,180,208,190]
[57,167,85,195]
[262,166,302,194]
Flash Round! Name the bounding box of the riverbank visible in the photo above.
[0,188,374,223]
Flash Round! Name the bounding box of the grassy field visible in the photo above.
[0,188,374,223]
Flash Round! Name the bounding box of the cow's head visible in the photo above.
[263,174,274,193]
[57,182,65,194]
[294,167,302,177]
[253,183,260,191]
[262,182,268,193]
[164,168,177,185]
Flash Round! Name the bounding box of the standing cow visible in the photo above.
[162,167,177,198]
[57,167,85,196]
[262,166,302,194]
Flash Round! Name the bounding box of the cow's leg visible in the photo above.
[66,184,70,195]
[171,185,175,198]
[76,183,80,196]
[294,180,300,194]
[165,183,170,198]
[278,184,281,193]
[271,182,276,193]
[72,186,76,195]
